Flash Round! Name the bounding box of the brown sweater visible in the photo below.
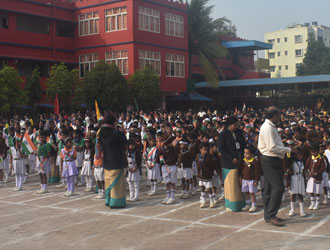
[239,158,261,181]
[179,148,193,168]
[306,155,325,181]
[196,153,217,180]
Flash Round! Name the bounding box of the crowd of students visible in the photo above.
[0,107,329,215]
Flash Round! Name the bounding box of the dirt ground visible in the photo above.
[0,174,329,250]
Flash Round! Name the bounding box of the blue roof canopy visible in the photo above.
[167,92,212,102]
[222,40,272,51]
[196,74,330,88]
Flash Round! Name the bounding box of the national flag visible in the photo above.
[22,131,37,155]
[141,114,149,122]
[95,100,101,120]
[54,94,59,115]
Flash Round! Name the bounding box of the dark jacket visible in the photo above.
[217,128,246,169]
[100,127,127,170]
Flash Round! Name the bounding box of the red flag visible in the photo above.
[54,94,59,115]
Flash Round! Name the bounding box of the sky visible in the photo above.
[208,0,330,42]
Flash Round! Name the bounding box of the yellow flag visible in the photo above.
[95,100,101,120]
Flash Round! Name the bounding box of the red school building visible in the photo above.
[0,0,189,103]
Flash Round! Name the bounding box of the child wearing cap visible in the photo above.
[60,137,78,197]
[306,143,326,210]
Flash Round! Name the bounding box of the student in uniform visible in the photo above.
[306,143,326,210]
[0,131,8,187]
[209,142,222,203]
[144,136,161,196]
[81,138,94,192]
[288,150,306,217]
[319,144,329,204]
[127,140,141,202]
[36,131,52,194]
[196,142,217,208]
[11,136,27,191]
[60,137,78,197]
[178,138,193,199]
[239,145,261,213]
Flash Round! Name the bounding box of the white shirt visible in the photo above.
[258,119,290,159]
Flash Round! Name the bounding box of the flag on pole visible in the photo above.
[95,100,101,120]
[54,94,59,115]
[22,131,37,155]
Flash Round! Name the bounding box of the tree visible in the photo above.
[213,17,237,37]
[187,0,228,88]
[46,63,78,108]
[297,33,330,76]
[24,66,42,106]
[81,61,128,111]
[128,66,161,111]
[0,66,24,113]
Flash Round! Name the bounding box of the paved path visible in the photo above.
[0,175,329,250]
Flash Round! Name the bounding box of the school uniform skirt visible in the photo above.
[48,156,60,183]
[147,163,161,181]
[81,160,93,176]
[105,169,126,208]
[75,151,84,168]
[62,161,78,178]
[222,168,245,212]
[13,159,26,175]
[290,174,305,195]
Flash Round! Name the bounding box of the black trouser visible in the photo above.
[260,155,284,220]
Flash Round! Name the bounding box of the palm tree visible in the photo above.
[185,0,228,88]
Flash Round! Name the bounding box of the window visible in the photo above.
[166,54,184,78]
[0,11,8,29]
[295,35,303,43]
[56,20,74,38]
[277,38,280,43]
[138,7,160,33]
[285,51,288,56]
[295,49,303,57]
[268,39,275,44]
[278,66,282,71]
[277,52,281,57]
[79,53,99,78]
[270,66,275,72]
[17,60,49,77]
[139,50,161,75]
[165,12,184,38]
[296,63,302,69]
[285,65,288,70]
[105,7,127,32]
[284,37,288,42]
[105,50,128,75]
[16,14,49,34]
[79,12,99,36]
[269,52,275,59]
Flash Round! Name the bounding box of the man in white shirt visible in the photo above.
[258,106,291,227]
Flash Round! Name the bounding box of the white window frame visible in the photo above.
[139,50,161,76]
[165,12,184,38]
[138,7,160,33]
[285,51,288,56]
[105,50,129,75]
[295,35,303,43]
[284,37,288,42]
[268,39,275,44]
[277,51,281,57]
[295,49,303,57]
[277,38,280,43]
[285,65,288,70]
[78,12,99,37]
[166,54,185,78]
[105,7,127,32]
[79,53,99,78]
[269,52,275,59]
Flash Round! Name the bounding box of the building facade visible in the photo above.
[264,22,330,78]
[0,0,189,102]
